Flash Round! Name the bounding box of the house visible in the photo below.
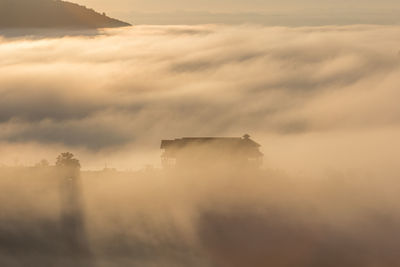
[160,134,263,169]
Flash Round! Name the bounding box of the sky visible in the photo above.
[78,0,400,12]
[76,0,400,25]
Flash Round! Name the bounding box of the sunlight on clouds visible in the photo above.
[0,25,400,170]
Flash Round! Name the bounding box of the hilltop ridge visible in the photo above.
[0,0,131,29]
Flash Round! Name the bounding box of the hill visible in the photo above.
[0,0,131,29]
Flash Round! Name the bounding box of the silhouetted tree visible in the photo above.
[56,152,81,169]
[56,152,92,266]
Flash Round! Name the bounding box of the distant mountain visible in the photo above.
[0,0,131,29]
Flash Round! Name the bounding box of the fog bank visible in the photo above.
[0,25,400,173]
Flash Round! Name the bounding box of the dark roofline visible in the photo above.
[161,135,261,149]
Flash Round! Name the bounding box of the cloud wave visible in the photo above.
[1,25,400,169]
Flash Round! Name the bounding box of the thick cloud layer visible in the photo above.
[1,25,400,266]
[1,25,400,170]
[1,164,400,267]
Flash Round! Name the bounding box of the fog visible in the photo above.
[0,154,399,266]
[1,25,400,172]
[0,25,400,266]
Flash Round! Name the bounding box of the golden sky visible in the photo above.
[78,0,400,12]
[73,0,400,25]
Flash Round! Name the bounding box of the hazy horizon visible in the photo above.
[2,0,400,27]
[74,0,400,25]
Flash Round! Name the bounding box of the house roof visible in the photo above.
[160,135,263,157]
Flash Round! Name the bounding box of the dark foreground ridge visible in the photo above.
[0,0,131,29]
